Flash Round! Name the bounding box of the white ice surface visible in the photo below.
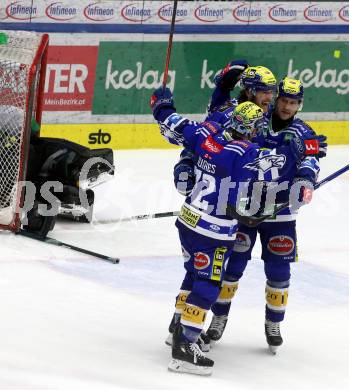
[0,146,348,390]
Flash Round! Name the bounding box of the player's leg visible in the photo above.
[207,225,257,342]
[261,221,296,353]
[168,224,234,375]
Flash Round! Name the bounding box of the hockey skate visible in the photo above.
[265,320,283,354]
[168,324,214,376]
[206,315,228,342]
[165,315,210,352]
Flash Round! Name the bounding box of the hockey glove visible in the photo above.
[150,87,175,121]
[292,177,314,205]
[214,59,249,90]
[289,134,327,161]
[173,159,195,196]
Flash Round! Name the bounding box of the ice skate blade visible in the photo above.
[168,359,213,376]
[165,333,172,346]
[268,345,279,355]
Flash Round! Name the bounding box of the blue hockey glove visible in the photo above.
[173,159,195,196]
[289,134,327,161]
[150,87,175,121]
[214,59,249,90]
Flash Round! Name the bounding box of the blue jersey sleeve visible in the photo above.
[286,119,321,183]
[158,113,221,151]
[208,86,231,113]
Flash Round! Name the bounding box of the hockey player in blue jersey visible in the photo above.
[173,61,327,355]
[205,75,326,355]
[150,86,327,375]
[175,64,277,198]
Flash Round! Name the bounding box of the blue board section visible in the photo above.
[1,22,349,34]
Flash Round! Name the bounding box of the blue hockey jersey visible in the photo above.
[160,113,303,240]
[205,88,320,222]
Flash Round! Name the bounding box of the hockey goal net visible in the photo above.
[0,30,49,232]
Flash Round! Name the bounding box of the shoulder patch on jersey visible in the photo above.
[201,135,224,154]
[244,154,286,173]
[230,140,251,149]
[202,121,220,134]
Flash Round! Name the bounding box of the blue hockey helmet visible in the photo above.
[278,76,304,101]
[240,66,277,93]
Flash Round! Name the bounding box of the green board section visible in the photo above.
[93,41,349,115]
[0,32,8,45]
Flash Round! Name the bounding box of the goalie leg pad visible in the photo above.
[29,137,114,189]
[22,200,57,237]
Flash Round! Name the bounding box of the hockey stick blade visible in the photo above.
[227,163,349,228]
[93,210,180,225]
[17,230,119,264]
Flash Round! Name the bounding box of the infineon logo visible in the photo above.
[339,5,349,22]
[46,2,77,21]
[303,4,333,22]
[194,4,224,22]
[268,3,297,22]
[83,2,114,22]
[233,2,262,23]
[158,3,188,22]
[6,0,37,20]
[121,3,152,22]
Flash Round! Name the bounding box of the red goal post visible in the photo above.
[0,31,49,232]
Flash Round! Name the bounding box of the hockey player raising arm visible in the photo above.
[206,76,327,354]
[172,62,328,354]
[174,63,277,198]
[150,87,327,375]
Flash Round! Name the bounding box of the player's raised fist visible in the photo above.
[150,87,175,119]
[214,59,249,90]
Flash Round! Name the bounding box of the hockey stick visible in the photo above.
[227,163,349,227]
[162,0,178,90]
[17,230,119,264]
[93,210,180,225]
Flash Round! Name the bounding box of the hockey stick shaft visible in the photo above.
[228,163,349,227]
[162,0,178,89]
[270,162,349,217]
[93,210,180,225]
[17,230,119,264]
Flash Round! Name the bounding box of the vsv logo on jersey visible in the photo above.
[244,154,286,173]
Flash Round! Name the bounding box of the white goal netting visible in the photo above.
[0,30,48,231]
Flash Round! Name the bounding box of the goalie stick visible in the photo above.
[227,163,349,227]
[17,230,119,264]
